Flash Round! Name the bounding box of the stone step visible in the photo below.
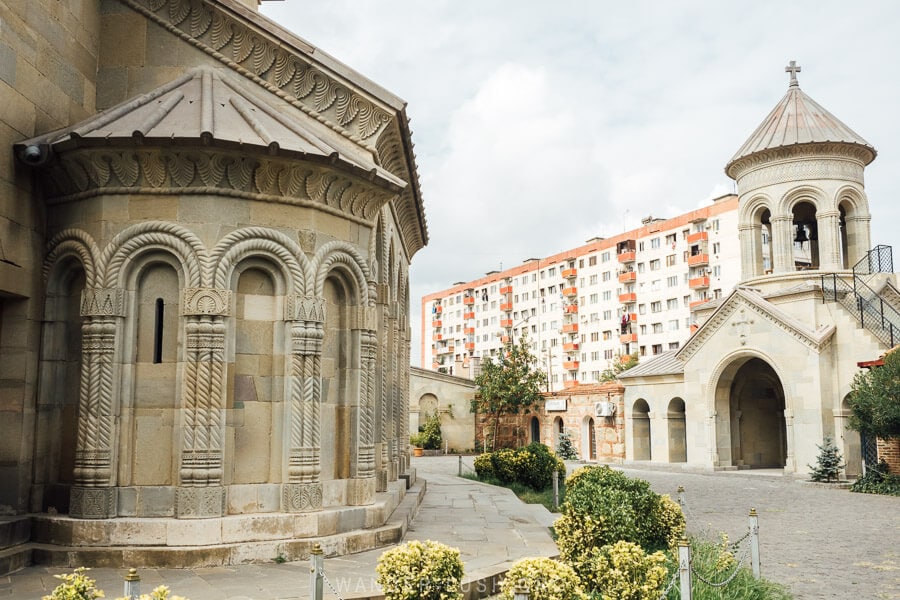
[0,516,32,575]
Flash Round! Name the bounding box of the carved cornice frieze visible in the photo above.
[286,295,325,322]
[118,0,393,146]
[728,143,874,181]
[44,149,394,224]
[736,156,864,195]
[81,288,126,317]
[182,287,232,316]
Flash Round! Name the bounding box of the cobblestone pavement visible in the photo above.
[615,464,900,600]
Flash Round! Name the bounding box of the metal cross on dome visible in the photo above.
[785,60,801,87]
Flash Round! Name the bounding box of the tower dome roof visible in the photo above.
[726,62,876,178]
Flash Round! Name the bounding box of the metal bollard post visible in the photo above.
[458,455,462,477]
[677,485,685,507]
[749,508,760,578]
[678,537,692,600]
[552,471,560,510]
[514,586,530,600]
[310,543,324,600]
[123,568,140,600]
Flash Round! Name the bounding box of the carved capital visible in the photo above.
[286,295,325,322]
[182,288,232,316]
[351,305,377,331]
[376,283,390,304]
[81,288,126,317]
[185,318,227,350]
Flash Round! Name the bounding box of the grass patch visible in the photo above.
[460,472,565,512]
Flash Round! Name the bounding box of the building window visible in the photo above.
[651,301,662,313]
[591,332,600,342]
[652,323,663,333]
[602,271,611,282]
[548,267,556,276]
[665,233,677,245]
[669,342,680,350]
[652,344,663,355]
[602,290,612,301]
[602,330,611,340]
[649,259,661,271]
[589,274,598,285]
[667,275,678,287]
[588,255,597,266]
[666,254,676,267]
[668,319,679,331]
[712,242,721,254]
[601,251,610,263]
[667,298,678,310]
[603,349,614,360]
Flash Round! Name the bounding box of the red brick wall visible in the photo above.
[877,438,900,474]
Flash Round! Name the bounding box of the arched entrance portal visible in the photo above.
[632,399,651,461]
[716,357,787,469]
[530,416,541,444]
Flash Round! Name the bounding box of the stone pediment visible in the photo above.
[677,287,835,362]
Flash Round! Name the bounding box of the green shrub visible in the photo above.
[491,448,519,484]
[554,466,685,579]
[376,540,464,600]
[582,540,669,600]
[850,460,900,496]
[416,412,443,450]
[517,443,566,490]
[474,452,494,479]
[499,557,585,600]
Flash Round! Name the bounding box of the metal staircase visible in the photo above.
[821,245,900,347]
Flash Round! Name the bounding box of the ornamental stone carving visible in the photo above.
[285,295,325,323]
[182,287,232,316]
[81,288,126,317]
[736,157,865,195]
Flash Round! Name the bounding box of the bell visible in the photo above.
[794,224,809,245]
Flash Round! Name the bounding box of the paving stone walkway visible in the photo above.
[2,457,898,599]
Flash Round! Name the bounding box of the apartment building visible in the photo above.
[420,194,743,392]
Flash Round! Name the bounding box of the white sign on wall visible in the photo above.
[545,398,567,412]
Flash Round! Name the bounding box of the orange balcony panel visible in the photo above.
[432,347,438,354]
[562,287,578,297]
[432,333,443,341]
[463,311,475,320]
[562,323,579,334]
[500,335,510,344]
[627,312,638,322]
[500,319,513,328]
[620,333,638,343]
[499,285,513,295]
[618,271,637,283]
[563,361,579,370]
[463,296,475,305]
[500,302,513,312]
[564,304,578,314]
[618,251,636,263]
[431,320,442,328]
[689,276,710,289]
[689,299,711,309]
[688,253,709,267]
[561,268,577,279]
[464,327,475,335]
[465,342,475,350]
[563,342,579,352]
[618,292,637,303]
[563,380,579,389]
[433,305,443,314]
[432,362,440,369]
[687,231,709,244]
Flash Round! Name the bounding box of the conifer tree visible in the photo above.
[808,436,845,482]
[556,430,578,460]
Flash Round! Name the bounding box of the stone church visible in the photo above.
[1,0,425,566]
[620,63,895,477]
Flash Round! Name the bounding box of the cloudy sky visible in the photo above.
[261,1,900,366]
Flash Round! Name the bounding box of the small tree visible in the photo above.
[472,332,546,450]
[849,350,900,440]
[557,430,578,460]
[600,352,639,382]
[807,435,845,482]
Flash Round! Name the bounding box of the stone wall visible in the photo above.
[409,367,476,452]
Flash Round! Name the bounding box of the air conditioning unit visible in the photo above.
[594,401,617,418]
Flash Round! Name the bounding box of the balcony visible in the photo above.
[431,320,442,328]
[463,296,474,305]
[500,335,510,344]
[500,318,513,328]
[432,305,443,314]
[499,285,513,295]
[561,287,577,297]
[688,253,709,267]
[627,312,637,322]
[463,311,475,320]
[432,361,441,369]
[437,345,454,354]
[432,333,443,341]
[563,360,579,370]
[464,327,475,335]
[620,333,638,343]
[563,342,579,352]
[689,299,711,309]
[618,271,636,283]
[618,251,636,264]
[561,268,577,279]
[564,304,578,314]
[689,276,710,289]
[563,380,579,389]
[562,323,579,334]
[618,292,637,304]
[687,231,708,244]
[465,342,475,350]
[500,302,513,312]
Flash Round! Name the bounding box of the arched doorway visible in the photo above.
[530,416,541,444]
[792,200,819,270]
[667,398,687,463]
[581,417,597,460]
[715,357,787,469]
[632,399,651,461]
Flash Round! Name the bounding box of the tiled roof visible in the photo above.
[617,351,684,379]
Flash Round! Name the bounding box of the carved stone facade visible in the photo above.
[2,0,425,566]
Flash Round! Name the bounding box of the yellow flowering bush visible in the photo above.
[583,541,669,600]
[114,585,189,600]
[474,452,494,479]
[42,568,104,600]
[475,444,565,490]
[499,557,586,600]
[649,494,686,551]
[376,540,464,600]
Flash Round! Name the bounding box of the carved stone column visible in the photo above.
[70,288,126,519]
[388,303,400,481]
[282,295,325,512]
[816,210,842,271]
[375,284,390,492]
[771,215,794,274]
[348,304,377,506]
[177,288,230,518]
[399,314,411,475]
[739,223,763,279]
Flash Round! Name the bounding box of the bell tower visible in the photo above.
[726,61,876,281]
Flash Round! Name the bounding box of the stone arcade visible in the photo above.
[620,63,893,477]
[1,0,425,567]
